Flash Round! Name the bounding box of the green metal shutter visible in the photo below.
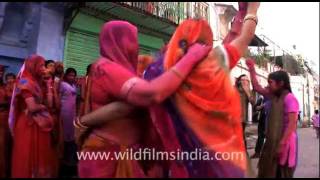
[64,11,166,75]
[138,33,164,55]
[64,29,99,76]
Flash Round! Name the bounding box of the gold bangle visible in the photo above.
[78,117,89,129]
[73,119,81,129]
[244,14,258,25]
[74,117,89,129]
[171,67,184,79]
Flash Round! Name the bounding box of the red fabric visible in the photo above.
[11,113,58,177]
[224,44,241,69]
[0,84,10,178]
[11,55,58,178]
[21,90,33,99]
[0,112,9,178]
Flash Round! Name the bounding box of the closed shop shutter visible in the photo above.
[64,29,99,76]
[64,12,165,76]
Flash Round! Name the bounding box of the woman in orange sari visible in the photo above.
[143,2,260,177]
[77,20,211,178]
[10,55,58,178]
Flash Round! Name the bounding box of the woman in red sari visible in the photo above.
[10,55,58,178]
[77,20,211,178]
[0,65,11,178]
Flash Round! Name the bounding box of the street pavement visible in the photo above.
[245,124,319,178]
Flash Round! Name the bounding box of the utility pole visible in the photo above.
[306,68,311,126]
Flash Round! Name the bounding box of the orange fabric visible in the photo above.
[164,19,213,70]
[163,19,246,171]
[137,55,154,77]
[224,44,241,69]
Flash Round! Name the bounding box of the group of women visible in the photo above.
[0,1,299,178]
[0,57,81,177]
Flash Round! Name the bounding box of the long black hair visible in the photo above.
[268,70,292,93]
[236,74,247,89]
[86,64,92,76]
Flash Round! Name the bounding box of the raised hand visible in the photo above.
[184,43,212,64]
[247,2,260,14]
[239,2,248,12]
[245,58,256,70]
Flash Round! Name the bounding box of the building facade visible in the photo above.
[62,2,211,75]
[0,2,72,74]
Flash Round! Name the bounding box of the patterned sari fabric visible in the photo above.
[145,19,247,177]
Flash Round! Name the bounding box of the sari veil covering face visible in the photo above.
[145,19,247,177]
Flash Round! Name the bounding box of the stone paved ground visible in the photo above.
[245,124,319,178]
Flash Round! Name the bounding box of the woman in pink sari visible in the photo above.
[77,20,211,178]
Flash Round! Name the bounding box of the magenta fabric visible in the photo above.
[59,81,77,142]
[312,114,319,127]
[279,93,299,167]
[99,20,138,73]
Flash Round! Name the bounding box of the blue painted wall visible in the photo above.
[0,56,24,75]
[0,2,66,75]
[36,4,66,62]
[0,2,41,74]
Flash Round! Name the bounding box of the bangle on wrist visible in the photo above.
[76,117,89,129]
[244,14,258,25]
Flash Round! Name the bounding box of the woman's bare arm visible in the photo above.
[124,43,211,106]
[230,2,260,57]
[80,101,135,127]
[246,59,272,98]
